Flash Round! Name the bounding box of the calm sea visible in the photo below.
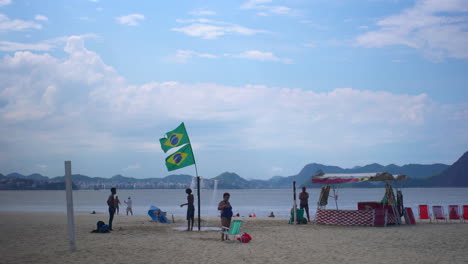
[0,188,467,218]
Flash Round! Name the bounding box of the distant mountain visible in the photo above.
[212,172,250,189]
[430,151,468,187]
[6,172,26,179]
[161,174,193,184]
[27,173,49,181]
[0,154,462,189]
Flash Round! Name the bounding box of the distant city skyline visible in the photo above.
[1,0,467,179]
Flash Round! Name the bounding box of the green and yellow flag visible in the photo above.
[165,144,195,171]
[159,123,190,153]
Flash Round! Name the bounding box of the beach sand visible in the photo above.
[0,212,467,264]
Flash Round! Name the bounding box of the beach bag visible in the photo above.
[92,221,110,233]
[237,233,252,243]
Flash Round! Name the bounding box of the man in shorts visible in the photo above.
[180,188,194,231]
[299,186,310,222]
[107,187,117,230]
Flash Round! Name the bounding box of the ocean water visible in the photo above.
[0,188,467,218]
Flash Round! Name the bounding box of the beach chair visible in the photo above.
[221,220,243,242]
[288,208,307,224]
[418,205,431,223]
[448,205,462,222]
[432,206,447,223]
[463,205,468,223]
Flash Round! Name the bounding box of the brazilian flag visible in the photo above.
[165,144,195,171]
[159,123,190,153]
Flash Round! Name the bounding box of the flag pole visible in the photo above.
[183,123,201,231]
[293,181,297,225]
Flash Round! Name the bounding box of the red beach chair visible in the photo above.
[418,205,431,223]
[463,205,468,223]
[448,205,462,222]
[432,206,447,223]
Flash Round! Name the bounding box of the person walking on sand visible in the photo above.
[107,188,117,231]
[114,195,121,215]
[299,186,310,222]
[218,192,233,241]
[124,196,133,216]
[180,188,195,231]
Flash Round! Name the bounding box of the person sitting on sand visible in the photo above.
[180,188,195,231]
[124,197,133,216]
[269,211,275,217]
[218,192,233,241]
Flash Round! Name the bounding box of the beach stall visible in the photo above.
[312,172,408,227]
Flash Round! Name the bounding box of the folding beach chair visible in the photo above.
[432,206,447,223]
[418,205,431,223]
[463,205,468,223]
[288,208,307,224]
[221,220,243,242]
[448,205,462,222]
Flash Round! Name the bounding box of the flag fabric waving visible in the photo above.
[165,144,195,171]
[159,123,190,153]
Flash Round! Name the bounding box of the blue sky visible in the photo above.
[0,0,467,179]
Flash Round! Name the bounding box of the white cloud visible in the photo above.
[355,0,468,60]
[189,9,216,16]
[167,49,291,64]
[270,167,283,174]
[34,15,48,21]
[0,34,97,52]
[300,20,330,30]
[0,13,42,32]
[172,19,266,39]
[170,49,218,63]
[36,164,47,169]
[0,38,466,163]
[241,0,294,16]
[0,0,11,7]
[0,41,53,51]
[233,50,292,63]
[123,164,141,171]
[116,14,145,26]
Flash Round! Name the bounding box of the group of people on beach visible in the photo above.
[106,186,311,234]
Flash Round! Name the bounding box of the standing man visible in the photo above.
[107,187,116,231]
[124,196,133,216]
[299,186,310,222]
[180,188,194,231]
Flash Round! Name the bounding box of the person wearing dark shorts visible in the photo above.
[299,186,310,222]
[180,188,194,231]
[107,187,117,230]
[218,192,233,241]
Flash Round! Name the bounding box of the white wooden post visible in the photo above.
[65,161,76,251]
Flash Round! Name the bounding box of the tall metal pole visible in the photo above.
[293,181,297,225]
[332,185,339,210]
[65,161,76,251]
[184,123,201,231]
[197,176,201,231]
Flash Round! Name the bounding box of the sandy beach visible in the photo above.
[0,212,467,264]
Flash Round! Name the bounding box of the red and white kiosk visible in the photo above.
[312,172,409,227]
